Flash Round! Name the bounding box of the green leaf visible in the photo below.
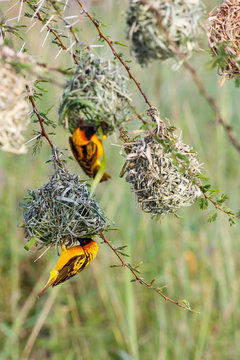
[134,261,143,269]
[229,218,236,226]
[114,41,127,47]
[197,173,210,182]
[182,299,191,308]
[200,184,211,193]
[199,197,208,210]
[24,238,37,251]
[175,153,190,163]
[209,189,220,196]
[90,152,107,196]
[216,194,229,205]
[207,211,218,223]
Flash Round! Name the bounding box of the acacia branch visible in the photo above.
[26,84,62,166]
[100,232,197,312]
[157,23,240,154]
[202,192,234,218]
[26,1,80,65]
[75,0,152,108]
[47,0,80,44]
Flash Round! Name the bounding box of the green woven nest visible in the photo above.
[20,166,109,248]
[59,53,132,135]
[122,108,202,217]
[126,0,204,68]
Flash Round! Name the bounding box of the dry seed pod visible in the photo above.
[122,108,202,217]
[126,0,204,68]
[59,52,131,135]
[0,60,29,154]
[20,166,109,248]
[208,0,240,84]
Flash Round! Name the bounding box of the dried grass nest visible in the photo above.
[20,166,109,248]
[208,0,240,83]
[0,46,30,153]
[122,108,202,217]
[126,0,204,68]
[59,52,131,135]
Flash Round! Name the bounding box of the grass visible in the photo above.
[1,0,240,359]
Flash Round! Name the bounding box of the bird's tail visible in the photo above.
[93,162,111,182]
[37,278,55,299]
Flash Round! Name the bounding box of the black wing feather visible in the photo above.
[53,254,86,286]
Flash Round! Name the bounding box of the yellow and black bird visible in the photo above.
[69,125,111,182]
[37,238,98,298]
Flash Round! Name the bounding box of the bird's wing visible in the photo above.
[82,141,99,164]
[53,254,86,286]
[69,137,98,165]
[69,137,99,177]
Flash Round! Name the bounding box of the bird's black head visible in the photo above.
[78,238,92,246]
[80,125,99,140]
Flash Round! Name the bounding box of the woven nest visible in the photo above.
[0,61,29,154]
[59,52,131,135]
[208,0,240,83]
[122,108,202,217]
[20,166,109,248]
[126,0,204,68]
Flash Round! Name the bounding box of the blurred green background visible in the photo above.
[0,0,240,359]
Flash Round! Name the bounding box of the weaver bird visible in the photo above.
[37,238,98,298]
[69,125,111,182]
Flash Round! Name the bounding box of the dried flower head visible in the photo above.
[0,50,29,154]
[208,0,240,83]
[122,108,202,217]
[126,0,204,68]
[59,52,131,135]
[20,165,109,248]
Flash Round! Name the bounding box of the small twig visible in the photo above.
[100,232,197,312]
[36,61,75,75]
[26,84,54,150]
[202,192,234,218]
[75,0,152,109]
[26,83,62,166]
[47,0,79,44]
[157,22,240,154]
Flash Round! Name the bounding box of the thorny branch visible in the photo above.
[100,232,198,312]
[48,0,79,43]
[26,0,80,65]
[25,83,62,166]
[75,0,152,109]
[158,23,240,154]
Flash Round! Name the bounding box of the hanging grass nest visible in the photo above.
[20,165,109,248]
[59,52,131,135]
[122,108,202,217]
[0,48,30,154]
[126,0,204,68]
[208,0,240,84]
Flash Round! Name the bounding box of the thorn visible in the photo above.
[64,20,80,28]
[31,0,45,21]
[4,16,19,25]
[17,42,25,55]
[54,48,63,60]
[63,0,69,12]
[66,40,76,53]
[18,0,24,23]
[40,15,54,32]
[42,29,50,47]
[6,1,19,14]
[64,15,79,20]
[26,20,37,33]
